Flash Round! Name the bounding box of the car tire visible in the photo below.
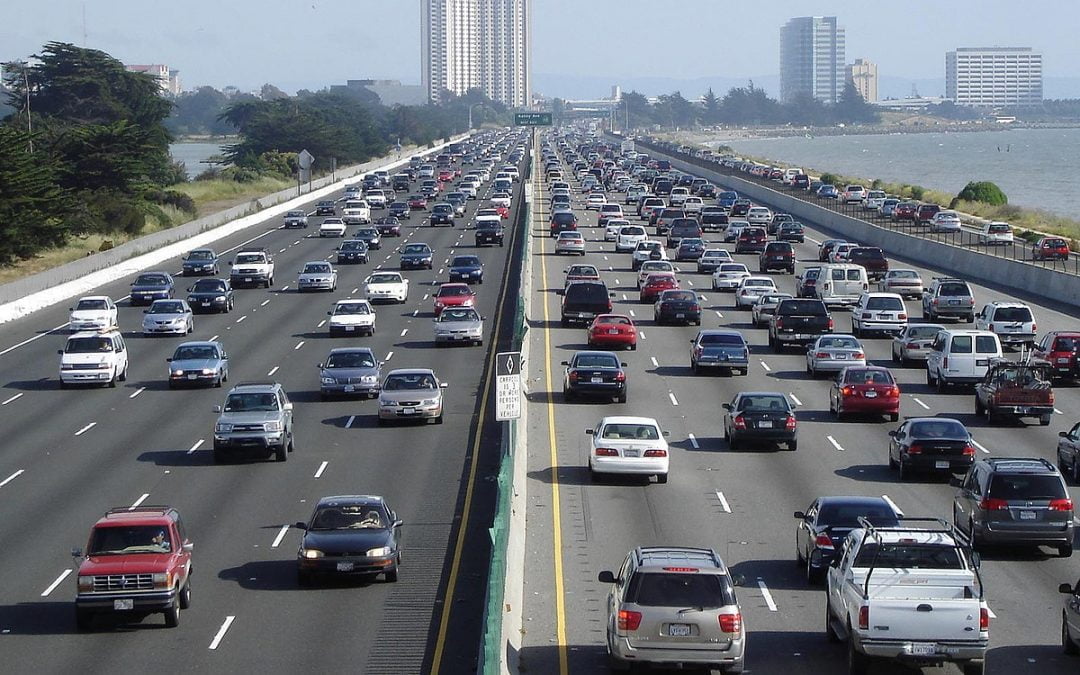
[888,449,898,469]
[1072,460,1080,486]
[1064,613,1079,655]
[898,454,909,481]
[825,600,840,643]
[1059,543,1073,558]
[847,628,869,675]
[889,413,899,422]
[275,443,287,462]
[179,580,191,609]
[385,565,399,583]
[1040,414,1052,426]
[788,440,798,452]
[961,660,985,675]
[936,375,947,394]
[655,473,668,484]
[435,414,444,425]
[975,396,985,417]
[164,601,180,628]
[108,369,118,388]
[215,375,223,388]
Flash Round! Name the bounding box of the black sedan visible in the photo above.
[778,222,806,243]
[562,350,628,403]
[130,271,175,306]
[448,255,484,284]
[723,391,798,451]
[315,200,337,216]
[335,240,369,265]
[375,216,401,237]
[888,417,976,481]
[653,289,701,326]
[399,243,434,270]
[295,495,402,585]
[186,278,234,313]
[794,496,900,583]
[674,238,706,262]
[388,201,411,219]
[354,227,381,250]
[181,248,219,276]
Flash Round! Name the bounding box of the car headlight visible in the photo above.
[422,398,439,406]
[201,369,215,375]
[187,296,197,303]
[172,369,184,377]
[366,546,392,557]
[321,377,336,384]
[61,363,76,370]
[152,572,172,589]
[301,548,324,559]
[215,423,233,433]
[361,375,377,383]
[264,421,283,432]
[215,296,226,302]
[77,575,94,592]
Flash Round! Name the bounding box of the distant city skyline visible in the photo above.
[3,1,1079,100]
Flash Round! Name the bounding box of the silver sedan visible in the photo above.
[555,231,586,256]
[142,299,193,336]
[433,307,484,346]
[891,323,945,365]
[752,293,794,327]
[806,334,866,378]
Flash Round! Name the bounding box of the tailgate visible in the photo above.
[865,597,982,642]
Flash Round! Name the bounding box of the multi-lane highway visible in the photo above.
[0,136,527,674]
[521,133,1079,674]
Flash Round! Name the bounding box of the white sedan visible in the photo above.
[364,271,410,304]
[327,299,376,337]
[297,261,338,292]
[69,295,118,332]
[586,416,669,483]
[712,263,751,291]
[733,276,779,308]
[319,218,347,237]
[747,206,773,225]
[490,192,512,208]
[585,193,607,210]
[930,210,963,233]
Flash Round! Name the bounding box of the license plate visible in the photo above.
[908,643,936,656]
[345,326,355,331]
[949,300,960,305]
[114,598,134,611]
[187,374,197,380]
[794,333,810,339]
[935,460,950,469]
[1020,510,1036,520]
[669,623,692,637]
[675,313,685,318]
[623,449,640,457]
[758,420,773,428]
[864,390,877,397]
[591,377,603,384]
[202,302,211,306]
[608,329,619,335]
[336,562,354,572]
[344,385,354,393]
[403,407,416,415]
[244,277,253,282]
[835,354,847,360]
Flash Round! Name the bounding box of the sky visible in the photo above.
[4,0,1079,98]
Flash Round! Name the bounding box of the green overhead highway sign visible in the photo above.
[514,112,552,126]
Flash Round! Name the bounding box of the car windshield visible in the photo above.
[993,307,1033,322]
[988,474,1067,500]
[303,263,331,274]
[853,544,963,569]
[844,369,894,384]
[150,301,184,314]
[325,352,376,369]
[309,504,389,531]
[187,250,214,260]
[369,274,401,284]
[866,297,903,310]
[601,423,659,440]
[626,572,733,608]
[358,229,377,237]
[737,395,790,412]
[440,308,479,322]
[334,302,370,315]
[452,256,480,267]
[135,274,168,286]
[174,345,218,360]
[818,336,860,349]
[75,299,108,311]
[88,525,174,555]
[699,333,744,346]
[66,337,113,353]
[223,393,278,412]
[236,254,263,264]
[909,420,968,439]
[288,211,305,217]
[818,503,899,528]
[341,241,366,251]
[403,245,429,254]
[192,280,226,292]
[384,373,438,390]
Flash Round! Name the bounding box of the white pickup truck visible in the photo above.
[825,517,989,675]
[229,248,275,288]
[342,199,371,225]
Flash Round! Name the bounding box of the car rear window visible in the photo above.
[738,395,790,411]
[910,419,968,438]
[992,307,1033,322]
[567,284,609,302]
[866,296,903,310]
[844,369,894,384]
[1052,337,1080,351]
[939,282,970,296]
[699,333,744,346]
[626,572,734,608]
[818,503,899,528]
[663,291,695,302]
[779,300,827,315]
[988,474,1067,500]
[574,354,619,368]
[853,544,963,569]
[849,248,885,260]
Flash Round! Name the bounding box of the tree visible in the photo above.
[621,90,654,129]
[835,81,879,124]
[784,92,831,126]
[956,181,1008,205]
[166,86,234,136]
[701,87,720,125]
[0,126,73,263]
[260,83,289,100]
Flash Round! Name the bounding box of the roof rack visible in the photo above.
[233,381,278,388]
[105,505,174,517]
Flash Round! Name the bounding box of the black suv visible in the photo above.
[475,220,505,247]
[953,457,1075,556]
[561,281,612,327]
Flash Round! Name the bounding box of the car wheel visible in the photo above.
[847,627,869,675]
[108,369,118,388]
[898,454,909,481]
[385,565,399,583]
[1040,414,1052,426]
[961,660,985,675]
[888,448,898,469]
[164,601,180,628]
[1059,543,1073,558]
[926,368,935,387]
[1072,460,1080,486]
[975,396,985,416]
[936,375,947,394]
[788,440,798,451]
[435,414,444,425]
[824,599,840,643]
[889,413,899,422]
[655,473,668,484]
[179,580,192,609]
[275,443,287,462]
[1064,613,1079,655]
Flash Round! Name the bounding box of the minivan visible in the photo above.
[925,329,1003,390]
[561,282,613,327]
[816,264,869,307]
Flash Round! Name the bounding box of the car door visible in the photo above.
[889,423,906,464]
[798,500,820,559]
[1068,578,1080,641]
[1060,423,1080,475]
[953,465,980,527]
[278,390,293,431]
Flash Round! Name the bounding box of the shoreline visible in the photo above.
[681,121,1080,143]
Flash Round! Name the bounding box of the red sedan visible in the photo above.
[640,272,679,304]
[437,169,454,182]
[587,314,638,350]
[433,283,475,317]
[408,195,428,210]
[491,204,510,219]
[1033,237,1070,261]
[829,366,900,421]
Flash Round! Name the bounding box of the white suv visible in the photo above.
[59,330,129,388]
[974,301,1037,349]
[851,292,908,337]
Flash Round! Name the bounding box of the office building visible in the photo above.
[422,0,530,107]
[780,16,845,104]
[946,47,1042,107]
[847,58,877,102]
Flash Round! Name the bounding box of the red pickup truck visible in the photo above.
[1029,331,1080,382]
[73,506,193,630]
[974,360,1055,426]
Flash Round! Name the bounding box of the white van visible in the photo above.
[816,264,869,308]
[925,329,1002,390]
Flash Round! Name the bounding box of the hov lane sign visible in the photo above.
[495,351,522,421]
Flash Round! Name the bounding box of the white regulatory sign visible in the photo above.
[495,351,522,421]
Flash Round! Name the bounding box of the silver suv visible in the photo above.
[598,547,745,673]
[213,382,295,463]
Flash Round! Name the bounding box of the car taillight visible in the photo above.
[827,318,834,330]
[1032,322,1037,331]
[775,318,784,329]
[815,533,835,549]
[568,371,579,382]
[732,415,746,430]
[595,447,619,457]
[907,443,922,455]
[980,607,990,631]
[607,301,613,312]
[961,444,976,457]
[854,352,864,360]
[816,352,829,359]
[785,415,797,431]
[968,297,975,305]
[906,342,920,349]
[618,609,642,631]
[898,313,907,320]
[932,298,939,305]
[1049,498,1074,512]
[614,372,626,382]
[719,612,742,633]
[841,386,854,396]
[888,386,900,397]
[643,449,667,457]
[858,606,869,630]
[942,356,949,370]
[690,304,701,312]
[980,497,1009,511]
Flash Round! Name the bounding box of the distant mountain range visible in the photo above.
[533,73,1080,102]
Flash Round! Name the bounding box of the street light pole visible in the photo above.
[468,102,483,131]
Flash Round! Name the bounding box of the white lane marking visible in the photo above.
[759,361,771,372]
[639,330,647,340]
[74,422,96,436]
[881,494,905,516]
[271,525,290,548]
[385,351,394,361]
[351,287,359,294]
[986,607,997,619]
[41,569,73,597]
[789,393,803,406]
[260,299,270,307]
[650,357,659,367]
[316,320,326,328]
[715,311,724,319]
[715,491,731,513]
[314,461,328,479]
[279,247,287,253]
[1055,408,1064,415]
[280,285,290,291]
[209,334,219,342]
[129,493,150,510]
[0,321,70,357]
[412,309,418,317]
[187,439,204,455]
[294,341,305,350]
[827,436,844,451]
[806,235,823,245]
[628,310,636,317]
[2,392,24,405]
[699,294,708,302]
[209,615,236,650]
[267,366,279,377]
[0,469,25,488]
[668,392,679,406]
[236,315,247,324]
[603,255,609,261]
[438,268,444,275]
[129,387,146,399]
[912,396,931,410]
[400,328,409,337]
[423,293,429,301]
[688,280,695,287]
[346,415,356,428]
[757,579,778,611]
[972,439,990,454]
[689,433,700,449]
[293,240,301,245]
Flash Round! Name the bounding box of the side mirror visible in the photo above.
[1059,583,1075,595]
[621,363,628,367]
[970,551,981,569]
[793,511,806,520]
[68,307,74,312]
[585,429,594,435]
[560,361,569,366]
[830,556,842,568]
[72,547,84,558]
[294,521,308,530]
[58,349,64,355]
[165,358,173,363]
[392,519,404,528]
[284,402,294,411]
[182,542,194,553]
[597,570,617,584]
[949,475,963,488]
[663,430,670,437]
[722,403,732,411]
[1060,431,1069,438]
[143,309,149,314]
[440,382,448,389]
[213,405,222,413]
[731,573,747,587]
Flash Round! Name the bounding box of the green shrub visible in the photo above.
[957,181,1008,206]
[910,185,926,200]
[871,178,884,190]
[820,172,838,185]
